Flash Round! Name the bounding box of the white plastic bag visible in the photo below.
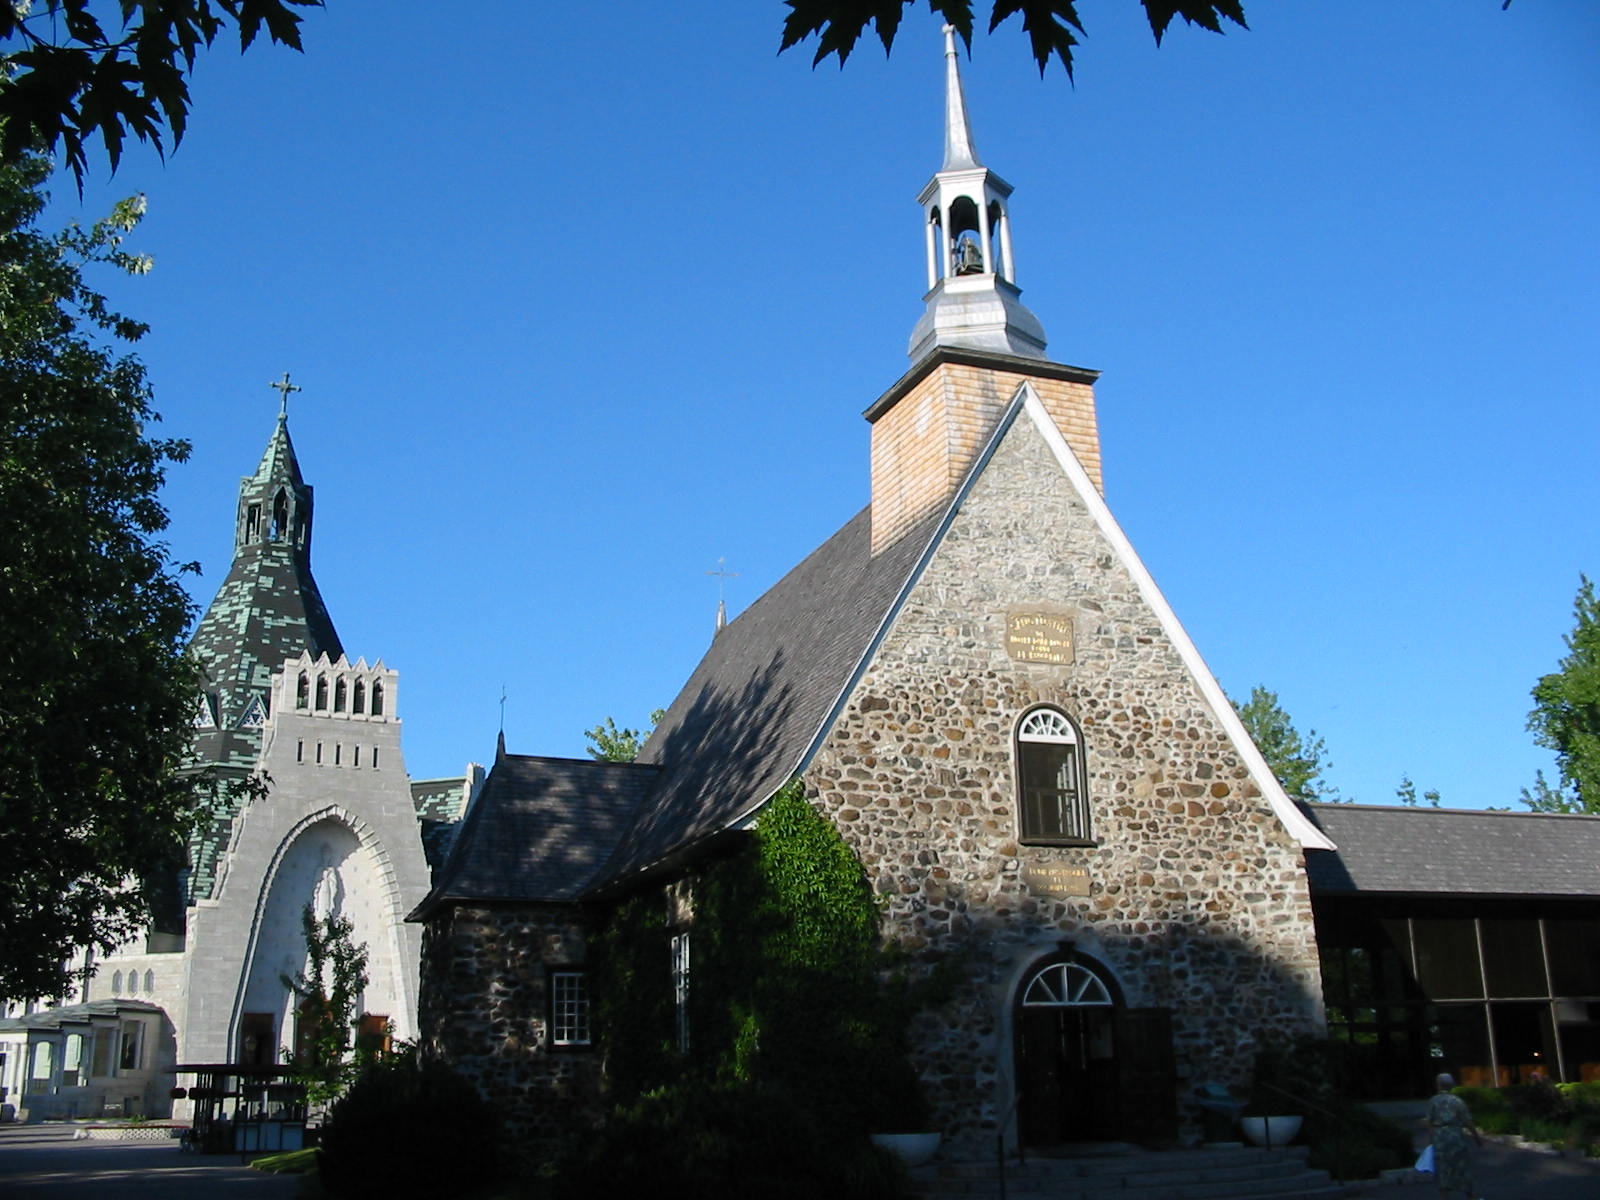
[1414,1144,1435,1174]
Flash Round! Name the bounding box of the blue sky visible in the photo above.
[52,2,1599,806]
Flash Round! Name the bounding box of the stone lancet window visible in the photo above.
[334,677,347,713]
[1015,707,1092,845]
[370,680,385,716]
[549,970,591,1047]
[352,679,366,714]
[315,675,329,711]
[296,673,310,709]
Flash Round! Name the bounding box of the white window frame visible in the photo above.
[1015,706,1092,845]
[549,971,591,1048]
[671,932,691,1054]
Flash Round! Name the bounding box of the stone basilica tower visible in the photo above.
[66,394,443,1091]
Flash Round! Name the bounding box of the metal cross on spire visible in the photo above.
[269,372,302,416]
[707,557,739,634]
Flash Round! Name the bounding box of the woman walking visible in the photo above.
[1426,1072,1484,1200]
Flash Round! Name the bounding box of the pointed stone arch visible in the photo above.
[228,804,412,1067]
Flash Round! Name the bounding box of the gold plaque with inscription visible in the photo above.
[1006,613,1074,665]
[1023,864,1091,898]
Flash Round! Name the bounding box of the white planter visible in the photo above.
[1239,1115,1302,1148]
[870,1131,942,1166]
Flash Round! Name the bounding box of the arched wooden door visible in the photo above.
[1013,956,1178,1147]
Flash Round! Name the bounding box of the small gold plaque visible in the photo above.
[1023,864,1091,897]
[1006,613,1074,665]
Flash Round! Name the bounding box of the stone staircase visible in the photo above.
[910,1144,1348,1200]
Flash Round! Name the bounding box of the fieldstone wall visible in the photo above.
[810,405,1324,1151]
[418,903,600,1156]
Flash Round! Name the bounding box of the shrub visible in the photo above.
[550,1078,909,1200]
[1248,1036,1412,1179]
[1560,1082,1600,1114]
[318,1052,500,1200]
[1506,1079,1571,1124]
[1453,1085,1506,1119]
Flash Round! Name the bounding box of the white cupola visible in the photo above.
[908,25,1048,362]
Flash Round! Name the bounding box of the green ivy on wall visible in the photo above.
[590,779,943,1133]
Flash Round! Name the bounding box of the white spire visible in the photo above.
[909,28,1048,362]
[942,24,982,171]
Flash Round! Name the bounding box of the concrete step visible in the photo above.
[911,1145,1349,1200]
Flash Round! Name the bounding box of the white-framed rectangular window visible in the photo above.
[550,971,590,1047]
[671,932,691,1054]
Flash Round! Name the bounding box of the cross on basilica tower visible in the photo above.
[270,372,302,416]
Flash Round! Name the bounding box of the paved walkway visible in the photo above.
[1348,1136,1600,1200]
[0,1123,305,1198]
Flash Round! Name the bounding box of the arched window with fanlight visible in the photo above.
[1015,707,1092,844]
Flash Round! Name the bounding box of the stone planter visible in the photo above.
[870,1131,942,1167]
[1239,1115,1302,1148]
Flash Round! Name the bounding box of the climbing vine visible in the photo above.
[591,780,946,1132]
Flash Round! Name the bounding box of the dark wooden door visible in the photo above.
[1017,1007,1120,1144]
[1113,1007,1178,1145]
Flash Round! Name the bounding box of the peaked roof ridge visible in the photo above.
[1307,800,1600,821]
[504,750,661,770]
[999,382,1335,852]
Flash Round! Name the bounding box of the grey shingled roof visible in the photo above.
[1303,802,1600,899]
[0,999,164,1033]
[597,504,941,887]
[410,753,659,918]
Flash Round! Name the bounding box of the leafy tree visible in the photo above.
[0,152,202,1002]
[1394,774,1440,808]
[0,0,319,187]
[280,903,370,1106]
[781,1,1248,76]
[584,708,665,763]
[1232,685,1340,803]
[1522,576,1600,814]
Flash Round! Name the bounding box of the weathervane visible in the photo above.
[269,372,302,416]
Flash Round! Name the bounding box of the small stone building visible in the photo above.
[415,32,1334,1154]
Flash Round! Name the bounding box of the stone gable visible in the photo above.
[809,403,1323,1148]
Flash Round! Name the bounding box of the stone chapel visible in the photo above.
[413,30,1336,1154]
[0,403,471,1120]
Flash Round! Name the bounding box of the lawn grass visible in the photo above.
[250,1146,321,1174]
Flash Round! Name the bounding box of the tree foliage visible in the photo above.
[1232,685,1340,803]
[1523,576,1600,814]
[0,0,319,187]
[0,152,201,1001]
[584,708,664,763]
[279,903,370,1106]
[781,0,1248,77]
[1394,774,1440,808]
